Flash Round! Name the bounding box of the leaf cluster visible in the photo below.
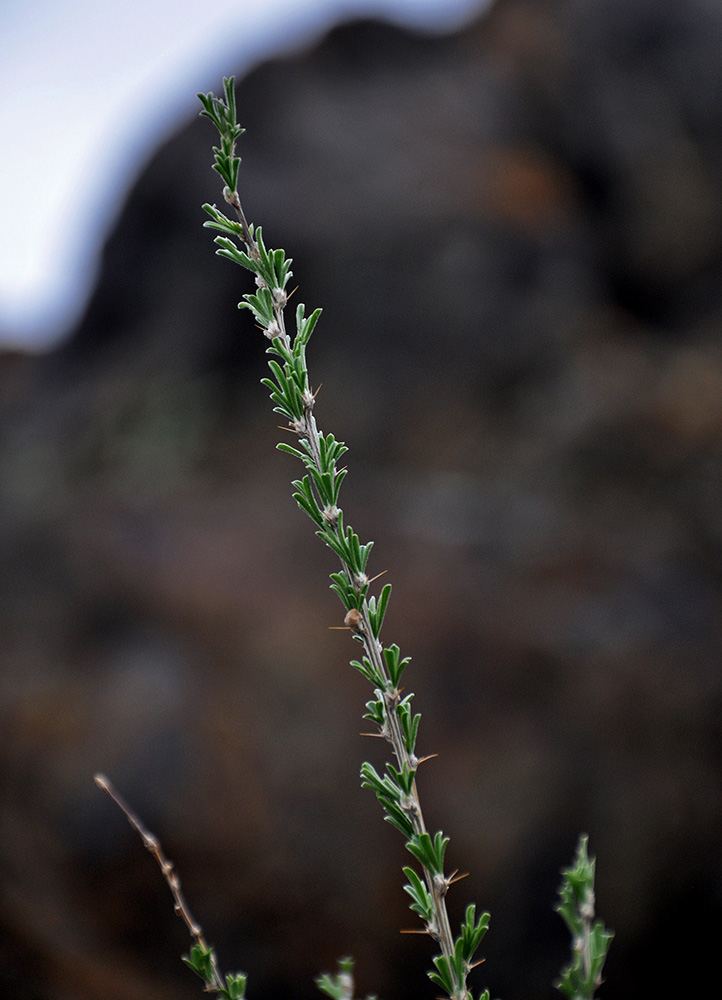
[198,77,243,196]
[429,905,490,1000]
[183,942,247,1000]
[316,957,357,1000]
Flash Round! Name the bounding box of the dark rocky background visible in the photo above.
[2,1,722,998]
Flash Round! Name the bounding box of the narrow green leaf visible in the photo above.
[363,698,386,728]
[429,955,455,995]
[402,865,433,921]
[405,831,448,875]
[368,583,391,637]
[386,761,415,796]
[352,657,384,686]
[296,305,322,346]
[315,528,350,563]
[277,442,307,461]
[380,800,415,838]
[222,972,247,1000]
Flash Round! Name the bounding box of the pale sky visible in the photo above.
[0,0,489,351]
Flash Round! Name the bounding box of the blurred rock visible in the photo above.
[2,3,722,999]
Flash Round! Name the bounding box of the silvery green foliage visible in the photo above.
[555,836,613,1000]
[199,76,491,1000]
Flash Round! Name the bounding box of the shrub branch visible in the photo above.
[198,76,490,1000]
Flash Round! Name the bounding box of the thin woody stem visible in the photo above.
[94,774,226,994]
[224,189,255,250]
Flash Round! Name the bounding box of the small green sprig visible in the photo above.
[198,76,253,245]
[198,78,490,1000]
[184,944,248,1000]
[555,836,613,1000]
[316,957,357,1000]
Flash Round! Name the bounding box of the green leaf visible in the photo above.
[241,287,276,327]
[405,831,448,875]
[367,584,391,638]
[221,972,247,1000]
[315,957,355,1000]
[308,466,335,506]
[352,657,384,686]
[363,698,386,728]
[201,203,244,236]
[296,304,322,346]
[260,375,293,415]
[381,801,415,838]
[360,763,415,837]
[214,236,251,269]
[328,466,347,504]
[293,492,325,527]
[457,904,490,962]
[396,696,421,755]
[429,955,455,995]
[360,761,398,799]
[315,528,351,563]
[270,246,293,289]
[182,942,216,983]
[386,761,415,796]
[383,644,411,686]
[252,228,291,290]
[402,865,433,921]
[329,571,355,608]
[277,442,307,462]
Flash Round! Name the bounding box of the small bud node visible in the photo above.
[580,890,595,921]
[322,505,339,525]
[433,873,448,896]
[344,609,364,632]
[383,687,401,708]
[399,794,418,815]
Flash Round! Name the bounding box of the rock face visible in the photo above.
[2,2,722,998]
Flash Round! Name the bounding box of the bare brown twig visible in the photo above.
[94,773,225,993]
